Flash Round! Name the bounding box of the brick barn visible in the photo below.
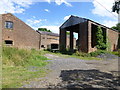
[37,30,76,50]
[1,13,119,53]
[0,13,76,50]
[59,15,119,53]
[0,13,41,49]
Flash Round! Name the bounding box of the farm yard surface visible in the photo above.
[22,53,119,89]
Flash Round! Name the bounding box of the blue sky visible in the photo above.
[0,0,118,35]
[16,2,95,26]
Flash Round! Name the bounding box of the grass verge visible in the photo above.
[44,49,120,60]
[2,47,49,88]
[2,65,48,88]
[112,49,120,57]
[43,50,101,60]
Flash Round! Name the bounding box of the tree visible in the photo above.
[38,28,52,32]
[66,31,70,35]
[96,26,107,50]
[112,23,120,32]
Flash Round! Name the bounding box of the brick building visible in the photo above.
[1,13,118,53]
[0,13,76,51]
[37,31,59,50]
[37,30,76,50]
[0,13,41,49]
[59,15,119,53]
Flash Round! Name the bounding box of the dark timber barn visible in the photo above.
[59,15,119,53]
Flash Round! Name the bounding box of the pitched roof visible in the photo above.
[36,31,59,37]
[60,15,118,32]
[60,15,87,29]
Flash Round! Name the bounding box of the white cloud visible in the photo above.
[0,0,72,14]
[92,0,117,19]
[32,16,36,18]
[45,0,51,3]
[26,19,42,24]
[33,0,72,6]
[44,9,50,12]
[40,26,59,33]
[0,0,33,14]
[55,0,72,7]
[102,20,117,28]
[25,17,60,33]
[26,17,47,29]
[64,15,71,20]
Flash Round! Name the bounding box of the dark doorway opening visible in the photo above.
[51,44,59,49]
[91,24,97,48]
[41,45,45,48]
[5,40,13,45]
[101,27,107,44]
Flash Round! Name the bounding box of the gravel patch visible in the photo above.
[21,54,119,89]
[97,53,119,60]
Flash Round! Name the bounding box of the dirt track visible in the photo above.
[22,54,119,89]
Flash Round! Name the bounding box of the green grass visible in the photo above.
[71,55,101,60]
[112,49,120,57]
[2,65,48,88]
[43,50,101,60]
[2,47,48,66]
[44,49,120,60]
[2,47,49,88]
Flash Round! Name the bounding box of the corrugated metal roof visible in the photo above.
[36,31,59,37]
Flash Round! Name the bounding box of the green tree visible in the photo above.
[96,26,107,50]
[112,23,120,32]
[38,28,52,32]
[66,31,70,35]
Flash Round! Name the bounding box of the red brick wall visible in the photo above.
[2,13,40,50]
[0,15,2,46]
[107,29,118,51]
[88,21,119,53]
[87,21,95,53]
[79,22,88,53]
[40,34,59,49]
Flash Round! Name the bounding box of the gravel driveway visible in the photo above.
[22,54,119,89]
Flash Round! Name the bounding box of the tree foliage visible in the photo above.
[112,23,120,32]
[96,26,107,50]
[66,31,70,35]
[38,28,52,32]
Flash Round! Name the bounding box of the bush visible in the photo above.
[74,51,90,57]
[89,50,107,57]
[96,43,107,50]
[96,26,107,50]
[74,50,108,57]
[112,49,120,57]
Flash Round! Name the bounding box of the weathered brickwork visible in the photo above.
[60,15,119,53]
[88,21,119,53]
[39,32,76,50]
[66,35,76,50]
[107,29,119,51]
[1,13,40,50]
[40,34,59,49]
[0,15,2,46]
[1,14,118,53]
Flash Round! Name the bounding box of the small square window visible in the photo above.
[5,40,13,45]
[5,21,13,29]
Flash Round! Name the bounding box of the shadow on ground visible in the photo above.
[48,69,120,89]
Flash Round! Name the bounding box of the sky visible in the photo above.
[0,0,118,35]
